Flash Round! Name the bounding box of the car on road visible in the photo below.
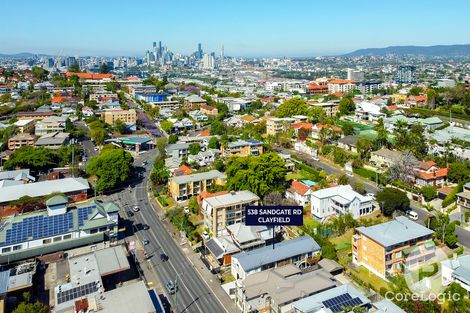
[160,253,169,262]
[202,231,210,240]
[132,206,140,212]
[127,210,134,217]
[165,280,178,294]
[405,209,419,221]
[143,239,150,245]
[142,224,149,230]
[142,160,148,166]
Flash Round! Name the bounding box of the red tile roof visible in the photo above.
[291,122,313,130]
[415,168,448,180]
[51,96,68,103]
[173,165,193,176]
[65,72,113,80]
[288,180,311,196]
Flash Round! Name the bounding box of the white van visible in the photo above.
[406,210,419,221]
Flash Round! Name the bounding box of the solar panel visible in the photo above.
[323,294,364,312]
[57,282,99,304]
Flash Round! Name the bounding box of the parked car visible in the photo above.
[165,280,178,294]
[406,210,419,221]
[143,239,150,245]
[160,253,169,262]
[202,231,210,240]
[132,206,140,212]
[142,160,148,166]
[142,224,150,230]
[127,210,134,217]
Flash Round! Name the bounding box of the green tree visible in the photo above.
[156,137,168,156]
[421,185,437,202]
[355,139,372,160]
[168,134,178,144]
[341,124,355,136]
[113,119,127,134]
[210,120,226,135]
[67,62,80,72]
[160,120,174,133]
[86,148,134,192]
[376,187,410,216]
[188,197,200,214]
[374,118,388,148]
[275,97,308,117]
[307,106,326,123]
[3,146,59,173]
[338,97,355,115]
[408,123,428,159]
[338,174,349,185]
[393,120,409,150]
[207,137,220,149]
[31,66,49,80]
[188,143,201,155]
[89,127,107,145]
[447,162,470,183]
[99,62,109,74]
[150,158,170,186]
[226,153,287,197]
[408,86,423,96]
[12,301,49,313]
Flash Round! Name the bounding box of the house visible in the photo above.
[221,139,263,157]
[266,117,295,136]
[7,133,37,150]
[188,110,208,122]
[291,122,313,138]
[292,284,371,313]
[0,169,35,185]
[414,161,448,187]
[34,116,68,136]
[441,254,470,292]
[34,132,70,149]
[187,149,220,167]
[13,119,35,134]
[165,142,194,159]
[172,165,193,177]
[311,185,374,222]
[406,95,427,107]
[0,177,90,215]
[217,97,251,112]
[184,95,207,110]
[370,148,403,168]
[101,109,137,126]
[200,104,218,116]
[310,123,341,141]
[202,190,260,235]
[204,223,274,265]
[457,183,470,214]
[0,198,118,263]
[354,101,386,121]
[236,265,338,313]
[231,236,321,280]
[352,216,434,279]
[286,180,317,206]
[169,170,226,201]
[337,135,359,153]
[81,106,94,117]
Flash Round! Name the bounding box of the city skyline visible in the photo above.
[2,0,470,57]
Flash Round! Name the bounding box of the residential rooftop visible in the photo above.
[171,170,225,184]
[203,190,259,208]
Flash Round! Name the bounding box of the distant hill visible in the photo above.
[343,44,470,57]
[0,52,50,59]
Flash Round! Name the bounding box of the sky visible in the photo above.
[2,0,470,57]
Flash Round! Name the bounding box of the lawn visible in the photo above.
[330,229,354,252]
[353,167,382,182]
[353,265,391,292]
[336,120,374,132]
[285,170,318,182]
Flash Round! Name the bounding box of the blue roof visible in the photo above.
[232,236,320,272]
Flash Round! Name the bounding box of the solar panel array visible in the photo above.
[78,206,95,226]
[322,293,363,312]
[57,282,99,304]
[0,213,74,247]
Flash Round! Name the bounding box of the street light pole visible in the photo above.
[173,272,181,311]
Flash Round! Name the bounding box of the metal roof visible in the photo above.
[204,190,259,208]
[0,177,89,204]
[356,216,434,247]
[171,170,225,185]
[232,236,320,272]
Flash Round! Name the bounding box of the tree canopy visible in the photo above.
[376,187,410,216]
[275,97,308,117]
[86,148,134,192]
[338,97,355,115]
[3,146,76,173]
[226,153,287,197]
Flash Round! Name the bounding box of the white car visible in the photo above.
[202,231,210,240]
[132,206,140,212]
[406,210,419,221]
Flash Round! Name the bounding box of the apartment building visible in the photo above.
[310,102,339,117]
[266,117,295,136]
[231,236,321,280]
[13,119,35,134]
[169,170,226,201]
[200,104,218,116]
[327,79,356,94]
[101,109,137,125]
[34,116,68,136]
[221,139,264,158]
[7,133,37,150]
[184,95,207,110]
[352,216,434,279]
[202,190,260,235]
[16,111,54,121]
[311,185,374,222]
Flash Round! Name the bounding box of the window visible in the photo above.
[43,238,52,244]
[99,227,107,232]
[13,245,21,251]
[2,247,11,253]
[90,228,98,234]
[53,236,62,242]
[63,234,72,240]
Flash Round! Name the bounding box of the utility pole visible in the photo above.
[71,139,75,178]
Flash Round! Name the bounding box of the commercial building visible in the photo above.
[13,119,35,134]
[7,133,37,150]
[327,80,355,94]
[202,190,260,235]
[352,216,434,279]
[310,102,339,117]
[0,198,119,263]
[34,116,68,136]
[311,185,374,222]
[441,254,470,292]
[266,117,295,136]
[35,132,70,149]
[237,265,338,313]
[306,81,329,95]
[355,81,382,94]
[221,139,264,158]
[65,72,113,80]
[101,109,137,125]
[169,170,226,201]
[231,236,321,280]
[395,65,416,84]
[0,177,89,213]
[116,136,154,152]
[347,69,365,81]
